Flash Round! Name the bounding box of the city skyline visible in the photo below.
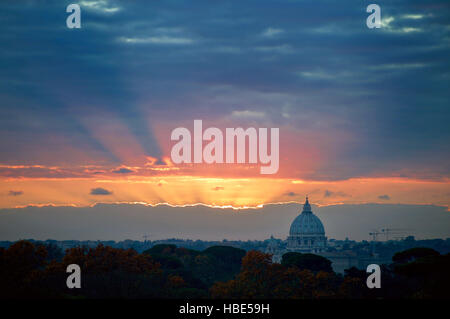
[0,201,448,241]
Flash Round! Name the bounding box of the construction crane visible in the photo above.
[369,230,381,241]
[143,234,151,242]
[381,228,410,241]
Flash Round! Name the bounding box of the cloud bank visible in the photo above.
[0,203,448,241]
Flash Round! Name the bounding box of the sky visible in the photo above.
[0,1,449,240]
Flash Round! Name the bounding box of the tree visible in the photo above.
[0,241,49,297]
[392,247,440,264]
[281,252,333,273]
[211,250,340,299]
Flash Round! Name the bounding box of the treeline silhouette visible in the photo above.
[0,241,449,299]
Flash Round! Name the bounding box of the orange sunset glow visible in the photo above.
[1,174,449,210]
[1,111,449,210]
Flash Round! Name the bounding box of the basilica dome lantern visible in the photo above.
[287,197,327,253]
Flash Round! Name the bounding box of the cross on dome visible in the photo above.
[303,196,312,213]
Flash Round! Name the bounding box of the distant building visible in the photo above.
[286,197,327,253]
[265,236,279,262]
[266,197,369,273]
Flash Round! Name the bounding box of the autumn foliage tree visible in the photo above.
[0,241,49,297]
[210,250,340,299]
[281,252,333,273]
[2,241,449,299]
[56,244,164,298]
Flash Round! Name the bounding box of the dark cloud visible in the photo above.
[90,188,113,196]
[378,194,391,200]
[285,191,299,197]
[8,190,23,196]
[112,167,135,174]
[324,190,351,198]
[154,158,167,166]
